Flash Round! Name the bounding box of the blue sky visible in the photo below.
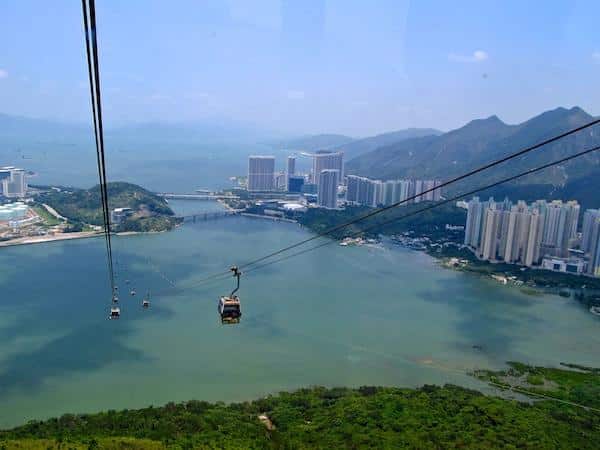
[0,0,599,136]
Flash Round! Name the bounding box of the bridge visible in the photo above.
[157,193,240,200]
[178,210,239,223]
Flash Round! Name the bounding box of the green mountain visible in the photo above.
[36,182,179,232]
[346,107,600,208]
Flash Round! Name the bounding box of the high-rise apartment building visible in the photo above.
[0,166,27,198]
[286,156,296,191]
[465,196,575,268]
[345,176,441,208]
[587,216,600,276]
[582,209,600,255]
[247,156,275,192]
[313,151,343,186]
[539,200,580,257]
[317,169,339,209]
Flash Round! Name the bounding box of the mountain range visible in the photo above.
[265,128,442,160]
[346,107,600,209]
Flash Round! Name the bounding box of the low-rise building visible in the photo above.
[541,257,585,274]
[111,207,133,225]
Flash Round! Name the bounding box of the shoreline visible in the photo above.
[0,231,103,248]
[0,230,158,249]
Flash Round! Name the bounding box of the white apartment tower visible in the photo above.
[317,169,339,209]
[247,156,275,192]
[0,166,27,198]
[313,151,343,186]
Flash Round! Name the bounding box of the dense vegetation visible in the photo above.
[1,364,599,449]
[299,202,466,240]
[474,361,600,410]
[36,182,179,232]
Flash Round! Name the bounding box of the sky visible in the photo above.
[0,0,599,136]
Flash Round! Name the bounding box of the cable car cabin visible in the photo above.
[109,306,121,319]
[218,295,241,324]
[218,266,242,324]
[130,288,136,296]
[142,298,150,308]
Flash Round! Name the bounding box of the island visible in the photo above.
[0,362,597,449]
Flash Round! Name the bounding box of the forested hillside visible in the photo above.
[346,107,600,209]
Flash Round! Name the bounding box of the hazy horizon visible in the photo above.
[1,0,599,136]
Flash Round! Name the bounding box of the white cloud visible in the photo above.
[448,50,489,63]
[287,90,305,100]
[0,69,8,79]
[593,51,600,63]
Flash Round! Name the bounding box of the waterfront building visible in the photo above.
[581,209,600,255]
[346,175,360,203]
[345,176,441,208]
[317,169,339,209]
[287,175,305,193]
[301,183,317,195]
[0,166,27,198]
[372,180,384,207]
[383,180,397,206]
[539,200,580,258]
[313,151,343,186]
[286,156,296,190]
[465,196,580,269]
[414,180,424,203]
[275,172,287,190]
[587,216,600,276]
[248,156,275,192]
[286,156,296,177]
[541,257,585,274]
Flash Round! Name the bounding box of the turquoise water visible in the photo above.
[0,201,598,427]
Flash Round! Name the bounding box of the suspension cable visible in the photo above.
[236,119,600,272]
[82,0,116,295]
[242,144,600,277]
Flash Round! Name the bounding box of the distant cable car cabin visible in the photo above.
[130,288,136,296]
[218,266,242,324]
[109,306,120,319]
[142,291,150,308]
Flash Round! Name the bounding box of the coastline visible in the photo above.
[0,230,159,248]
[0,231,103,248]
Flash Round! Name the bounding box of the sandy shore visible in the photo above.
[0,231,103,248]
[0,229,170,249]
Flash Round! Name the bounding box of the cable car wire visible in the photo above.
[81,0,116,295]
[147,141,600,298]
[242,144,600,277]
[147,142,600,298]
[235,119,600,272]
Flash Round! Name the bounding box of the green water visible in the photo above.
[0,201,598,428]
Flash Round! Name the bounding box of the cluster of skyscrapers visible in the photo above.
[0,166,27,198]
[247,151,344,209]
[346,176,442,207]
[464,196,600,276]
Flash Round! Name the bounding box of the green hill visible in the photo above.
[36,182,179,232]
[346,107,600,209]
